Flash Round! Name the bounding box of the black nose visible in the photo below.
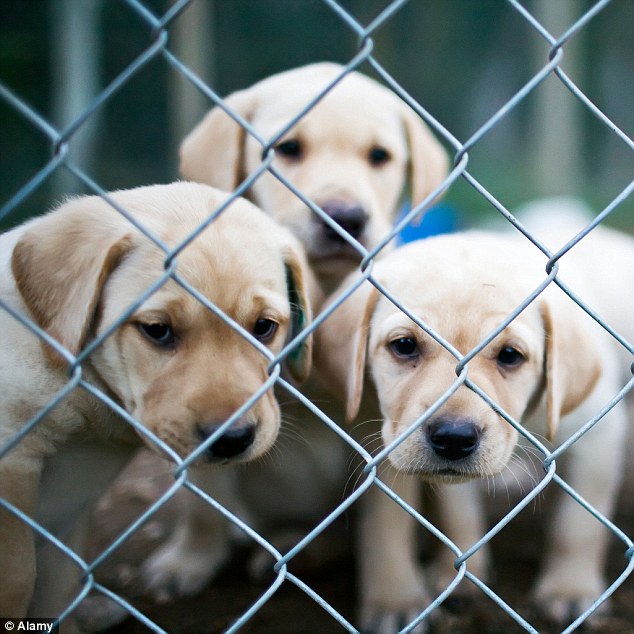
[198,423,256,460]
[321,202,368,241]
[427,419,481,461]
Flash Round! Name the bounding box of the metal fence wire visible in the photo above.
[1,1,633,633]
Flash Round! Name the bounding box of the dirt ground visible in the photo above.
[85,435,634,634]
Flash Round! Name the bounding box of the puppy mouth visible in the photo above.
[306,200,371,262]
[405,455,507,483]
[424,467,481,484]
[311,246,363,264]
[308,246,364,284]
[387,452,481,480]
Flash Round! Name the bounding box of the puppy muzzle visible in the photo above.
[426,418,482,462]
[319,200,369,244]
[197,421,256,461]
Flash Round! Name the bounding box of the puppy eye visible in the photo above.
[138,322,176,348]
[275,139,302,161]
[368,145,391,167]
[253,318,278,342]
[389,337,419,359]
[497,346,525,368]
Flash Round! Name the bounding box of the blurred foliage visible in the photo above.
[0,0,632,230]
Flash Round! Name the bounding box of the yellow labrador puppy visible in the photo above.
[316,225,633,630]
[180,61,448,293]
[140,62,449,603]
[0,182,313,630]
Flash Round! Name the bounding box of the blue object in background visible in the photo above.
[397,203,461,244]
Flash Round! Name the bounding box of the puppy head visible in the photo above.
[315,234,602,482]
[12,183,313,464]
[179,62,448,289]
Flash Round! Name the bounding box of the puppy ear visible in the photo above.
[179,87,259,190]
[401,106,449,211]
[540,296,602,441]
[11,198,133,367]
[314,279,379,421]
[281,238,318,384]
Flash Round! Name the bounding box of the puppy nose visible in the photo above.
[321,202,368,241]
[427,419,481,461]
[198,423,256,460]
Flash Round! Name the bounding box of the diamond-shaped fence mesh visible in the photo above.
[1,1,633,633]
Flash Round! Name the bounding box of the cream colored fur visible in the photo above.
[316,220,633,628]
[0,182,314,631]
[180,61,448,293]
[139,63,449,615]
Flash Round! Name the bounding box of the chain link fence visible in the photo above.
[1,0,633,632]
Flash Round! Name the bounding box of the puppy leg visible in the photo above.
[358,466,430,634]
[430,481,489,594]
[0,466,39,616]
[533,384,628,621]
[30,512,90,634]
[141,466,247,602]
[32,441,136,632]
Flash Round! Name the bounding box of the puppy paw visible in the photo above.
[360,570,432,634]
[532,573,608,624]
[75,595,130,632]
[141,538,229,603]
[360,604,431,634]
